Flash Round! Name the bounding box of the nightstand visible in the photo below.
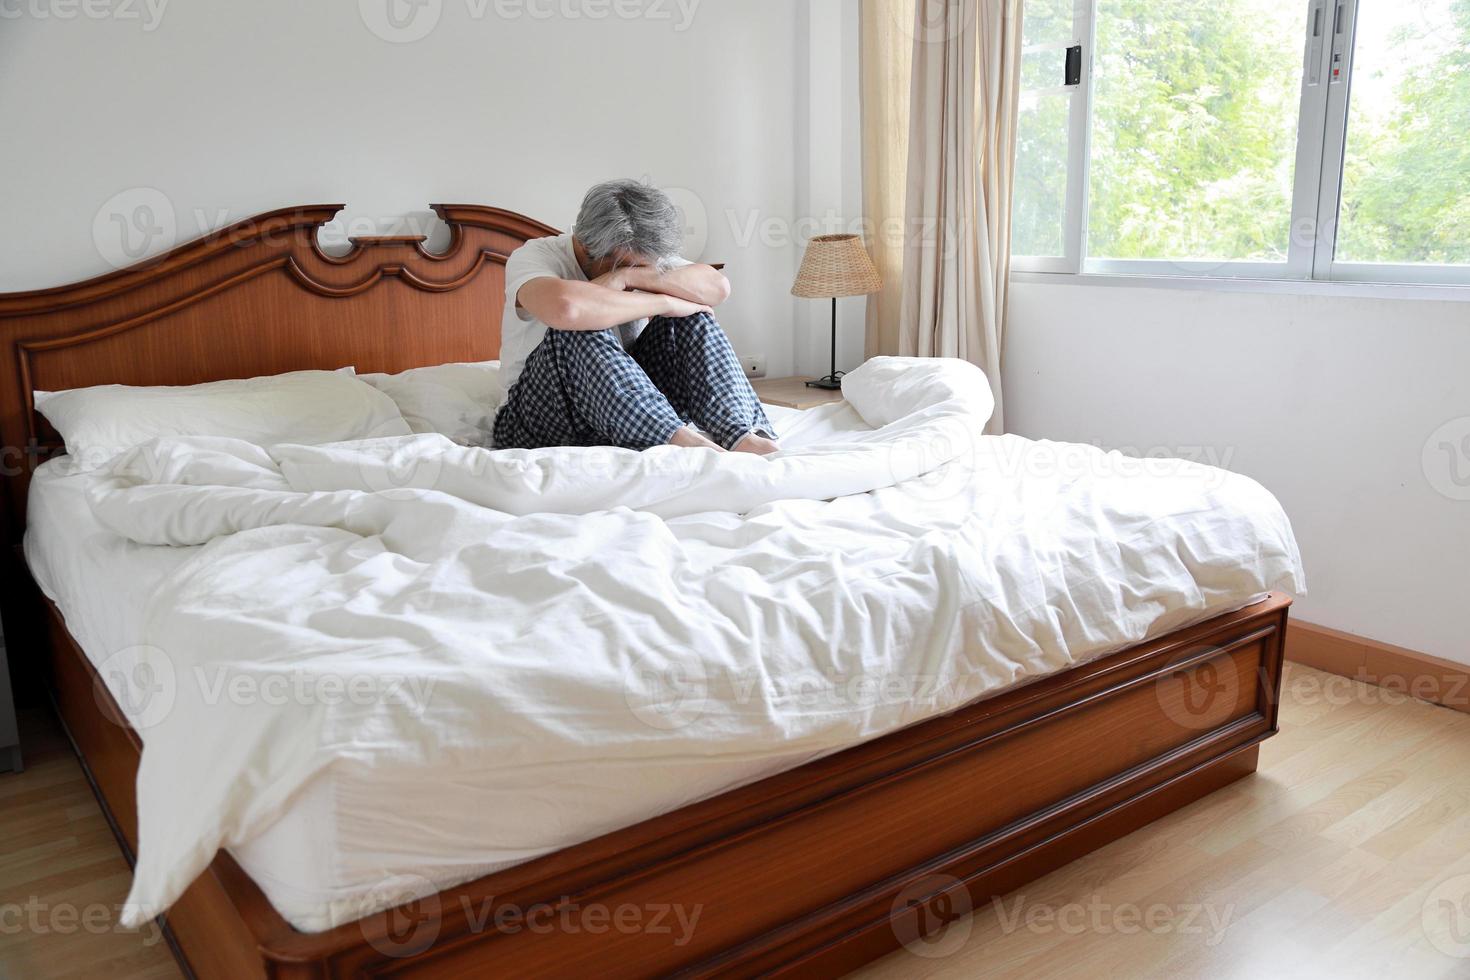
[752,376,846,411]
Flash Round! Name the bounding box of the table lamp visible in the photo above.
[791,234,882,390]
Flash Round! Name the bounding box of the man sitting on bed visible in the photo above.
[491,179,779,455]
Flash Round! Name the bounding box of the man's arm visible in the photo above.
[517,277,711,332]
[610,264,731,307]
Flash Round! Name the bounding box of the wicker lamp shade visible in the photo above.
[791,234,882,298]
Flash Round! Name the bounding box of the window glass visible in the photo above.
[1335,0,1470,265]
[1086,0,1303,263]
[1013,93,1073,258]
[1012,0,1078,259]
[1024,0,1078,47]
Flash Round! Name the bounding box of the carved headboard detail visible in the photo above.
[0,202,558,541]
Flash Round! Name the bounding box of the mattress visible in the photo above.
[22,402,863,930]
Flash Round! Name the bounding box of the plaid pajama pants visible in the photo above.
[492,312,775,451]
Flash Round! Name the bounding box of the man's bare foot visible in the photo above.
[731,432,780,456]
[669,425,726,451]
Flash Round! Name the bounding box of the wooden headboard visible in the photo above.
[0,202,558,543]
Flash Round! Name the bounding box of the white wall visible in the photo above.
[793,0,867,380]
[1006,280,1470,666]
[0,0,819,377]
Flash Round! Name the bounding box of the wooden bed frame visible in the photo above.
[0,205,1291,979]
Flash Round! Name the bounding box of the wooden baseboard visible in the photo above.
[1286,621,1470,715]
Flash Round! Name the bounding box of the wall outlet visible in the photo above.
[740,354,767,379]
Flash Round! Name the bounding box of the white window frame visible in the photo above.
[1013,0,1470,288]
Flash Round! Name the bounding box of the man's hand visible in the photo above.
[591,268,632,292]
[616,264,731,308]
[590,267,717,318]
[659,294,713,319]
[519,277,688,332]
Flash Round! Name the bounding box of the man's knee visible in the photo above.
[546,326,623,364]
[548,325,622,346]
[649,311,722,334]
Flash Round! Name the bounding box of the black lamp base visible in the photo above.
[809,296,844,391]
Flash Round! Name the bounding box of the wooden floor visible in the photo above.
[0,706,177,979]
[4,662,1470,979]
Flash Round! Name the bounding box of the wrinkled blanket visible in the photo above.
[88,358,1303,927]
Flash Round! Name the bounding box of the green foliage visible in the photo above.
[1337,0,1470,264]
[1086,0,1300,261]
[1014,0,1470,266]
[1012,93,1071,258]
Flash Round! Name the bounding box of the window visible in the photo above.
[1013,0,1470,285]
[1333,0,1470,273]
[1013,0,1085,266]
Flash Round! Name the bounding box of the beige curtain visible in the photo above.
[859,0,915,360]
[861,0,1023,435]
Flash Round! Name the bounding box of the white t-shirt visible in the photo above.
[499,233,690,399]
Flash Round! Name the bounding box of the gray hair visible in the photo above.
[573,179,683,269]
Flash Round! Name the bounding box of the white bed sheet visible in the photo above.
[20,401,855,931]
[27,373,1300,934]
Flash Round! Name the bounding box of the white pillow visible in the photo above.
[359,360,503,447]
[35,368,412,471]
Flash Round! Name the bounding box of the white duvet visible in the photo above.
[85,358,1303,928]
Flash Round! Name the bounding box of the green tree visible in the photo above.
[1085,0,1301,262]
[1337,0,1470,265]
[1013,0,1470,268]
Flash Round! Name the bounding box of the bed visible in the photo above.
[0,204,1300,978]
